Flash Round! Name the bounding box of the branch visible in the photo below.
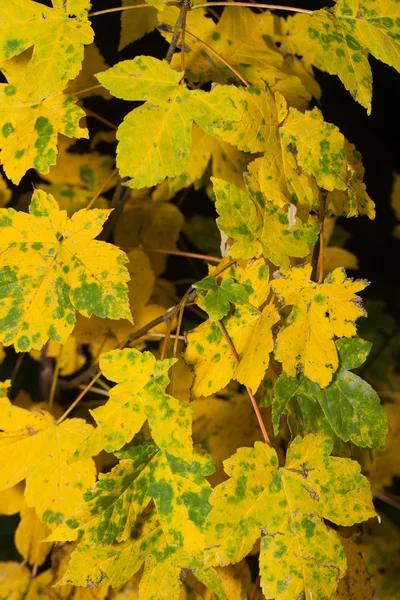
[166,0,192,63]
[89,4,151,17]
[192,2,313,14]
[98,181,131,241]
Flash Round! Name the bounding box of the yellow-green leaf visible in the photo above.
[0,562,30,600]
[14,503,52,566]
[0,189,131,352]
[74,348,192,460]
[96,56,241,189]
[271,264,368,387]
[205,434,375,600]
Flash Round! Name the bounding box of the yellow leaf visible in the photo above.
[119,0,158,50]
[271,264,368,387]
[0,54,88,184]
[332,537,373,599]
[0,397,96,526]
[44,136,115,192]
[15,503,52,566]
[114,193,184,275]
[0,482,24,515]
[205,434,375,600]
[66,43,111,100]
[0,189,131,352]
[324,247,359,275]
[185,261,279,395]
[368,402,400,489]
[0,562,30,600]
[34,183,108,216]
[97,56,241,189]
[74,348,192,460]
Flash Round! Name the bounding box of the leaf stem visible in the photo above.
[140,246,221,263]
[192,2,313,14]
[57,371,102,424]
[70,84,104,97]
[250,575,261,600]
[88,4,151,17]
[98,181,131,241]
[166,0,192,64]
[185,29,250,86]
[86,168,118,210]
[83,107,118,131]
[216,320,271,445]
[48,349,62,409]
[318,194,326,284]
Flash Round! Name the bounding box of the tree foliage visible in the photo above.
[0,0,398,598]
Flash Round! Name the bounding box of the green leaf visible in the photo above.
[97,56,241,189]
[213,176,319,268]
[193,276,251,321]
[273,337,387,448]
[205,434,375,600]
[74,348,193,460]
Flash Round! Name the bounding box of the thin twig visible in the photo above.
[373,489,400,511]
[216,320,271,445]
[89,4,150,17]
[98,181,131,241]
[186,29,250,86]
[69,84,104,97]
[86,168,118,210]
[11,353,25,384]
[166,0,192,64]
[181,1,188,71]
[318,194,327,284]
[250,575,261,600]
[48,350,62,409]
[57,371,102,424]
[84,107,118,131]
[192,2,313,14]
[140,246,221,263]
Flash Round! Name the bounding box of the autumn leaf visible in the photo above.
[286,0,400,113]
[271,264,368,387]
[273,337,388,448]
[0,397,96,526]
[74,348,192,460]
[15,503,52,566]
[96,56,241,188]
[66,43,111,100]
[213,176,319,268]
[332,537,373,600]
[184,260,279,395]
[205,434,375,600]
[34,183,108,216]
[0,54,88,184]
[0,189,131,351]
[119,0,158,50]
[0,172,11,207]
[0,0,94,98]
[0,562,30,600]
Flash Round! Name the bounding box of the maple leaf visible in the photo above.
[332,537,374,600]
[205,434,375,600]
[0,562,30,600]
[286,0,400,113]
[50,441,212,557]
[0,54,88,184]
[193,275,250,321]
[271,264,368,388]
[74,348,192,460]
[119,0,158,50]
[66,43,111,101]
[0,398,96,526]
[273,337,388,448]
[96,55,241,189]
[15,503,52,566]
[213,176,319,268]
[0,482,24,515]
[0,189,131,352]
[162,6,315,109]
[184,260,279,395]
[0,0,94,98]
[0,172,11,207]
[34,183,108,216]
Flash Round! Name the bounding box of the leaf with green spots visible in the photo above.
[271,264,368,388]
[326,140,375,219]
[96,55,241,189]
[184,264,279,396]
[273,337,388,448]
[0,54,88,184]
[193,276,251,321]
[74,348,192,460]
[205,434,376,600]
[213,175,319,268]
[50,441,213,558]
[32,183,108,216]
[0,189,132,352]
[280,106,348,191]
[0,0,94,98]
[0,397,96,527]
[285,0,400,113]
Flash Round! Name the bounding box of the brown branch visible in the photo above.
[89,4,151,17]
[166,0,192,64]
[86,168,118,210]
[192,2,313,14]
[216,320,271,446]
[140,247,221,263]
[83,107,118,131]
[98,181,131,242]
